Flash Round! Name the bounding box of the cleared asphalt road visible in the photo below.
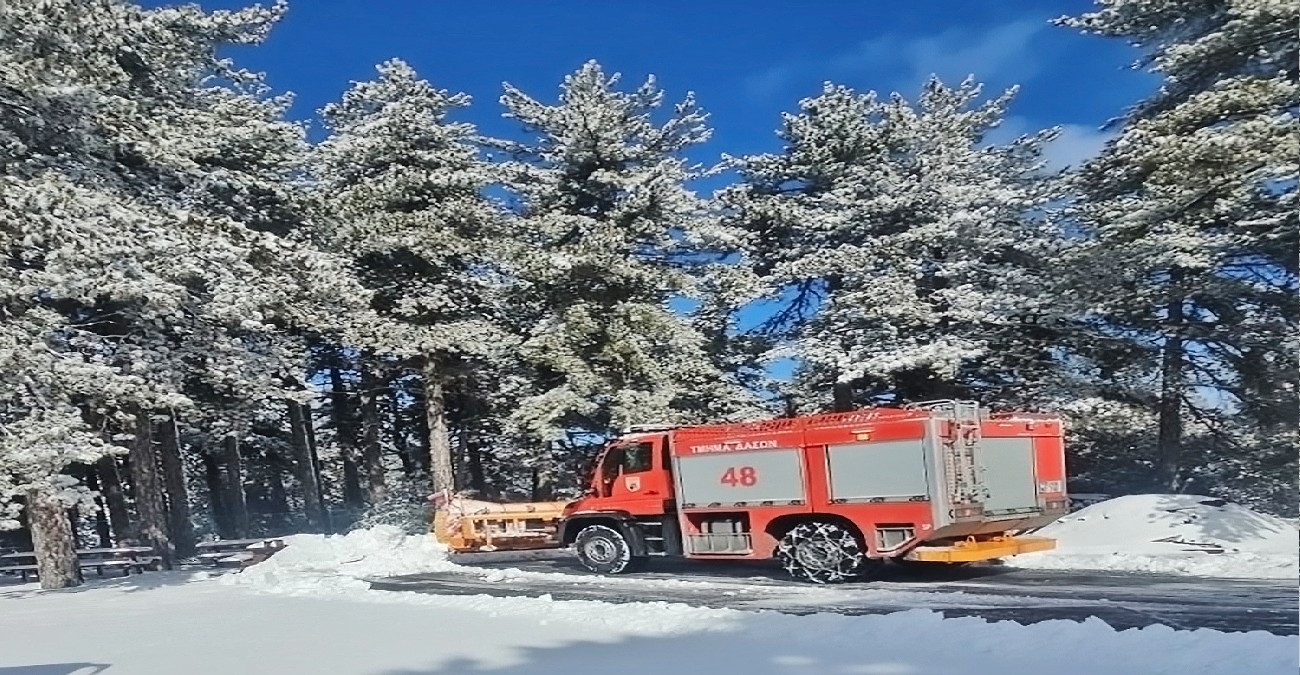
[369,553,1298,635]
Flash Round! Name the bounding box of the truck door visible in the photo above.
[601,437,671,517]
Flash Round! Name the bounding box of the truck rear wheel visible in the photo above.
[776,521,866,584]
[573,524,647,575]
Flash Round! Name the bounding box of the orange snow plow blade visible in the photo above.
[429,493,568,553]
[903,535,1055,563]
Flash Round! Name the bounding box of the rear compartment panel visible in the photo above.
[825,439,930,502]
[975,437,1039,518]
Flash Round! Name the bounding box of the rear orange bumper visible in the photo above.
[904,535,1055,563]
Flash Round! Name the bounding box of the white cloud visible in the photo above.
[985,115,1035,145]
[832,19,1047,92]
[989,117,1113,171]
[1042,123,1113,171]
[743,63,800,102]
[743,19,1052,102]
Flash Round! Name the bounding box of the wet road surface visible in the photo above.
[369,552,1298,635]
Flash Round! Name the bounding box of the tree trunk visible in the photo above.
[327,358,356,445]
[359,366,387,505]
[156,412,195,558]
[422,356,455,497]
[413,387,432,476]
[288,400,327,532]
[1156,296,1186,492]
[468,444,486,496]
[66,505,82,549]
[456,425,472,495]
[84,468,113,548]
[203,451,232,538]
[129,410,173,567]
[93,455,131,545]
[389,381,417,477]
[265,455,291,533]
[529,466,555,501]
[27,488,82,589]
[340,455,364,510]
[204,455,232,538]
[222,435,250,538]
[832,380,854,412]
[395,432,415,477]
[302,404,332,532]
[329,362,365,510]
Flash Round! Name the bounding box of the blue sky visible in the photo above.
[172,0,1157,172]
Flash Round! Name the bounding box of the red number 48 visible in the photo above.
[720,466,758,487]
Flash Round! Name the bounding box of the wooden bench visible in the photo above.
[0,563,39,582]
[0,547,161,582]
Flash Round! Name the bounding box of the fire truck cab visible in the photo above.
[557,401,1068,583]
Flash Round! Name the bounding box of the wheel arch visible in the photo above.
[559,511,648,557]
[764,514,870,556]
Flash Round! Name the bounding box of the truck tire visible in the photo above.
[574,524,647,575]
[776,521,866,584]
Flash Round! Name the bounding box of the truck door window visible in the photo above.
[598,447,623,498]
[601,447,623,481]
[621,442,653,474]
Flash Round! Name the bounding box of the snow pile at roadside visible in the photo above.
[1011,494,1299,579]
[219,525,459,593]
[220,525,759,594]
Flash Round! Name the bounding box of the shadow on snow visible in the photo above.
[0,569,226,600]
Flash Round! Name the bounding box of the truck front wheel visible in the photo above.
[776,521,866,584]
[573,524,647,575]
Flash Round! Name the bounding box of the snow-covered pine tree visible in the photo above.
[1056,0,1298,504]
[720,78,1065,413]
[493,61,762,494]
[0,0,200,575]
[1,0,377,581]
[313,59,509,501]
[0,307,139,588]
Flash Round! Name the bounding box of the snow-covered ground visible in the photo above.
[1010,494,1299,579]
[2,525,1296,675]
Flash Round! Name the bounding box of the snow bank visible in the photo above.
[219,525,460,593]
[1011,494,1299,579]
[2,573,1292,675]
[0,522,1258,673]
[221,526,760,595]
[6,536,1289,675]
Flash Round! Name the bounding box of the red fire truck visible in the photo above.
[555,401,1067,583]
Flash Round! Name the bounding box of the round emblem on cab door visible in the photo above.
[625,476,641,492]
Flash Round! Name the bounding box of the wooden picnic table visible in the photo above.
[195,537,286,568]
[0,547,156,562]
[0,546,162,582]
[76,547,156,555]
[196,538,284,550]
